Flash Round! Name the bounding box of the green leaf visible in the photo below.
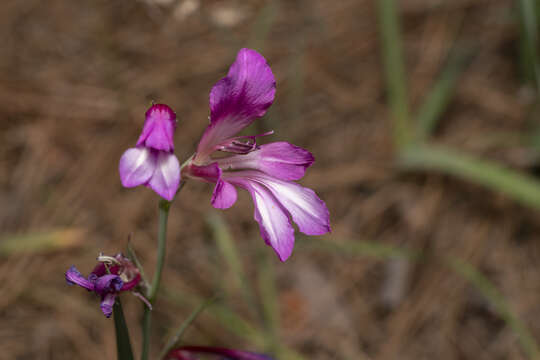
[160,296,217,359]
[302,237,540,359]
[399,144,540,211]
[113,299,135,360]
[518,0,540,88]
[415,49,471,140]
[377,0,411,148]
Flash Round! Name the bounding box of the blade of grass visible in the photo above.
[163,289,306,360]
[377,0,411,148]
[248,0,280,53]
[160,296,217,359]
[447,258,540,359]
[399,144,540,210]
[415,49,471,141]
[206,213,261,319]
[0,228,84,256]
[302,237,540,359]
[256,248,280,356]
[518,0,540,89]
[114,299,135,360]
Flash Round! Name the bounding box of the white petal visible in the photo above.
[119,147,155,187]
[147,152,181,201]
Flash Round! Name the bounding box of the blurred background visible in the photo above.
[2,0,540,359]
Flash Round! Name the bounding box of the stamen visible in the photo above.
[97,254,121,265]
[217,130,274,154]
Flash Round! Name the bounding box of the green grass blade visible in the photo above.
[164,289,306,360]
[377,0,411,148]
[399,144,540,210]
[0,228,84,256]
[160,296,217,359]
[446,258,540,359]
[415,49,470,140]
[206,213,261,319]
[518,0,540,89]
[248,0,280,53]
[303,237,540,359]
[113,299,135,360]
[256,249,280,355]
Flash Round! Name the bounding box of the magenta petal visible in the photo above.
[168,346,273,360]
[242,181,295,262]
[147,151,181,201]
[136,104,177,151]
[65,266,95,291]
[218,142,315,181]
[119,147,156,188]
[100,293,116,318]
[196,48,276,160]
[185,162,221,183]
[211,178,237,209]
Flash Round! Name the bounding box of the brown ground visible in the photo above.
[2,0,540,359]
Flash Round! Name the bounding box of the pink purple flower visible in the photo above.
[183,48,331,261]
[119,104,181,201]
[167,345,273,360]
[65,254,141,317]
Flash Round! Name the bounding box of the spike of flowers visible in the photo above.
[182,48,331,261]
[65,254,142,317]
[167,345,273,360]
[119,104,181,201]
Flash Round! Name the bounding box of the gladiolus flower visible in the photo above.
[183,48,330,261]
[167,345,273,360]
[119,104,181,201]
[65,254,142,317]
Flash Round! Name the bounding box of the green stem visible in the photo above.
[150,199,171,302]
[141,306,151,360]
[141,193,176,360]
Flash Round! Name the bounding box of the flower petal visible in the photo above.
[65,266,95,291]
[228,171,331,236]
[232,179,295,261]
[100,293,117,318]
[94,274,123,296]
[196,48,276,161]
[136,104,177,151]
[218,142,314,180]
[185,162,221,183]
[211,178,237,209]
[147,151,181,201]
[119,147,156,188]
[167,346,274,360]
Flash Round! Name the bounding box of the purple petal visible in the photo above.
[94,274,123,296]
[147,151,181,201]
[231,179,295,261]
[211,178,237,209]
[119,147,156,188]
[167,346,273,360]
[100,293,116,318]
[65,266,95,291]
[185,162,221,183]
[136,104,177,151]
[228,171,331,236]
[218,142,314,181]
[195,48,276,160]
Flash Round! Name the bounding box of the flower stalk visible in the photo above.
[141,199,171,360]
